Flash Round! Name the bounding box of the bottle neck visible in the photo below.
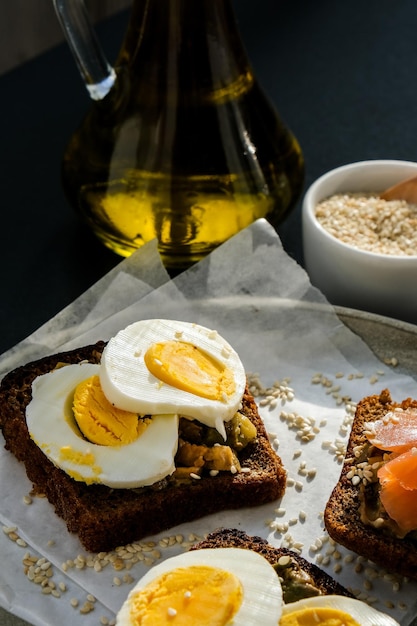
[116,0,254,101]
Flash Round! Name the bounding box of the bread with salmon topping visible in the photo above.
[324,389,417,579]
[0,341,286,553]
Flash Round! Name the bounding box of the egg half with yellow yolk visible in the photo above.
[280,595,400,626]
[115,548,283,626]
[26,363,179,488]
[100,319,247,439]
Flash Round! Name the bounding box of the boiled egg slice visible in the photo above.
[280,594,400,626]
[100,319,246,438]
[26,363,178,488]
[115,547,283,626]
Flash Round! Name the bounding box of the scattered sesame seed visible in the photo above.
[275,507,286,516]
[123,573,134,584]
[79,601,95,614]
[16,538,27,548]
[383,356,399,367]
[221,347,231,359]
[247,374,294,406]
[41,586,52,595]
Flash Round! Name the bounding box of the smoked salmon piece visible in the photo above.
[366,408,417,454]
[367,408,417,534]
[378,454,417,534]
[378,448,417,490]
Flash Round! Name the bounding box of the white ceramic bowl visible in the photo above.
[302,160,417,323]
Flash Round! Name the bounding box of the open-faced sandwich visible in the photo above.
[325,388,417,579]
[115,528,400,625]
[0,319,286,552]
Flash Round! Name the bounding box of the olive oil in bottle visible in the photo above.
[58,0,304,270]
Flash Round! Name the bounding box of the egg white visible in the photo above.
[26,363,179,488]
[100,319,247,438]
[115,548,283,626]
[281,595,400,626]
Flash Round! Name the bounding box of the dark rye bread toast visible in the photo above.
[324,389,417,580]
[191,528,353,602]
[0,342,286,553]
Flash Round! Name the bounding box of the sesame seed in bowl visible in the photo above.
[302,160,417,323]
[315,193,417,256]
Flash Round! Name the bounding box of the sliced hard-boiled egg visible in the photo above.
[73,374,147,446]
[26,363,178,488]
[100,319,246,438]
[280,595,400,626]
[115,548,283,626]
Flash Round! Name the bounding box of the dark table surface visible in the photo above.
[2,0,417,358]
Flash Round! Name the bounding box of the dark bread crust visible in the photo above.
[0,342,286,553]
[324,389,417,579]
[191,528,353,598]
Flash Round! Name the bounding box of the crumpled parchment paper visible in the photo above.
[1,219,416,626]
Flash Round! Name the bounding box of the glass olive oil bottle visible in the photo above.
[56,0,304,270]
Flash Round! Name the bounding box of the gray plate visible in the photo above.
[1,306,417,626]
[335,306,417,378]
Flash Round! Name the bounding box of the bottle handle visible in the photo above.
[52,0,116,100]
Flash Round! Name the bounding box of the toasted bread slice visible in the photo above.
[191,528,353,601]
[324,389,417,579]
[0,342,286,553]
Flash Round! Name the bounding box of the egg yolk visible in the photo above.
[73,375,148,446]
[128,565,243,625]
[144,341,235,402]
[280,607,361,626]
